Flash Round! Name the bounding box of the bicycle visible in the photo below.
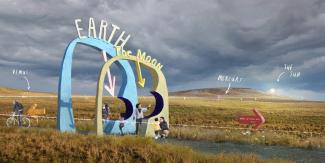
[6,112,30,128]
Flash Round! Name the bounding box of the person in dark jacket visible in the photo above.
[159,117,169,138]
[13,100,24,126]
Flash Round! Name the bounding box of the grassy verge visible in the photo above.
[4,116,323,150]
[0,127,291,162]
[170,127,325,149]
[0,96,325,149]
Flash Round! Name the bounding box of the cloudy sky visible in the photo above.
[1,0,325,101]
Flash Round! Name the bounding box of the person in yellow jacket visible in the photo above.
[153,118,161,139]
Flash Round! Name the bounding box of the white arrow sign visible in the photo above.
[102,51,116,96]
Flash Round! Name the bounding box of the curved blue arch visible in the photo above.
[57,37,138,133]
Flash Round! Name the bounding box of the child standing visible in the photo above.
[119,113,125,136]
[153,118,161,139]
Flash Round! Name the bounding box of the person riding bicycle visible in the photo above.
[13,100,24,126]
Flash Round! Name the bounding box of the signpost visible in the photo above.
[238,109,265,129]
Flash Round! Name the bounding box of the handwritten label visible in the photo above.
[12,69,29,76]
[276,64,300,82]
[290,71,300,78]
[283,64,300,78]
[75,18,131,48]
[284,64,293,71]
[217,75,243,83]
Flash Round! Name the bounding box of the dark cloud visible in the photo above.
[0,0,325,100]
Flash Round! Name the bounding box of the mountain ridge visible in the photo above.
[169,87,290,99]
[0,86,292,100]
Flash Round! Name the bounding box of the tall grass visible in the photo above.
[0,127,291,162]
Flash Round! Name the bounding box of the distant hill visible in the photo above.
[0,87,53,96]
[0,86,294,100]
[170,87,290,99]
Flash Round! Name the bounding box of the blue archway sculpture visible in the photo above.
[57,37,138,134]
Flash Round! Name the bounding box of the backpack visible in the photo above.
[14,102,24,113]
[18,103,24,109]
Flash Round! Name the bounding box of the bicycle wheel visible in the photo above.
[6,117,16,127]
[21,117,31,128]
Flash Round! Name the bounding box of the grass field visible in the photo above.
[0,127,291,162]
[0,94,325,149]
